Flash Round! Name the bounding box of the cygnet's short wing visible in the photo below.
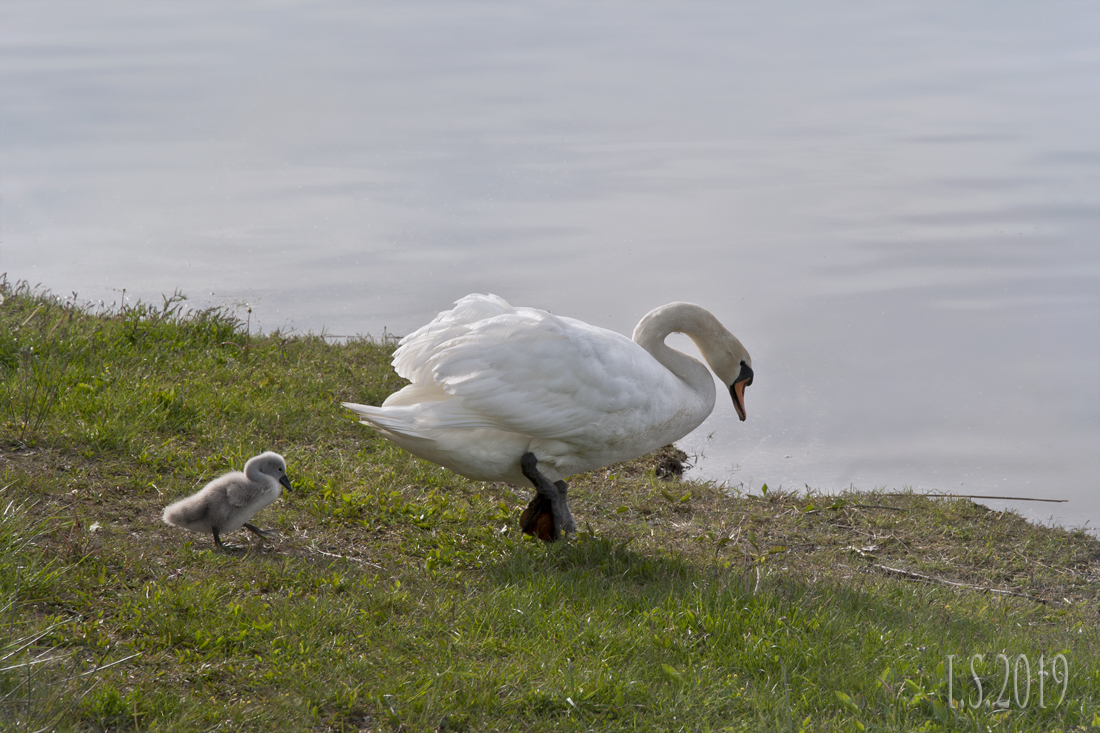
[220,473,259,508]
[394,296,680,440]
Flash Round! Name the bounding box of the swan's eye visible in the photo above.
[737,361,754,387]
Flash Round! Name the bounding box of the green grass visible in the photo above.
[1,276,1097,732]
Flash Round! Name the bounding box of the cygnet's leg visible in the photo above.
[243,522,278,540]
[519,452,574,540]
[212,528,248,552]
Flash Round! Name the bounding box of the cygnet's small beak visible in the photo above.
[280,475,293,491]
[729,363,754,423]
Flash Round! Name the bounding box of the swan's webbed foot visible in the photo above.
[519,453,574,541]
[520,493,555,541]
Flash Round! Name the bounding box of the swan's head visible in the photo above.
[705,343,753,422]
[247,451,294,491]
[635,301,754,421]
[686,312,752,421]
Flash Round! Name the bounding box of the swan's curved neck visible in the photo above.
[632,303,722,401]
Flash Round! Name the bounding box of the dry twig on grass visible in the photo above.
[871,563,1055,604]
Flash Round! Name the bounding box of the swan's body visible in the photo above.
[162,452,293,549]
[344,294,752,539]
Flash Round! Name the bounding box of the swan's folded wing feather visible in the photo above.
[392,294,513,382]
[422,309,665,439]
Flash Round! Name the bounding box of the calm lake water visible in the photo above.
[2,1,1098,532]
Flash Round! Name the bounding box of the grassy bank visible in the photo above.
[1,278,1097,732]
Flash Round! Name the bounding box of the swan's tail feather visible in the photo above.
[342,401,508,434]
[342,402,419,437]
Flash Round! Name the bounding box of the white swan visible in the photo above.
[162,452,293,550]
[343,294,752,540]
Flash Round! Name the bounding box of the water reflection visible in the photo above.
[2,1,1097,531]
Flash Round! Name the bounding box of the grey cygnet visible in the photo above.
[162,451,292,550]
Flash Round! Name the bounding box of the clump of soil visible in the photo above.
[652,445,690,480]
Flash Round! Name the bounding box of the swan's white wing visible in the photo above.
[408,304,675,440]
[392,294,514,382]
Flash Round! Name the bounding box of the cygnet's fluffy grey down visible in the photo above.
[162,451,292,550]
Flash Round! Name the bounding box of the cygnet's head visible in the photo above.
[246,451,293,491]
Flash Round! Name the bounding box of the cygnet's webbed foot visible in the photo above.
[519,453,574,541]
[243,522,279,540]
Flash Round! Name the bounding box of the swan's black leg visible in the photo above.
[212,528,226,551]
[243,522,277,539]
[520,452,573,540]
[554,480,576,534]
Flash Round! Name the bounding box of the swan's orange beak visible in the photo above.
[730,362,753,422]
[732,381,747,421]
